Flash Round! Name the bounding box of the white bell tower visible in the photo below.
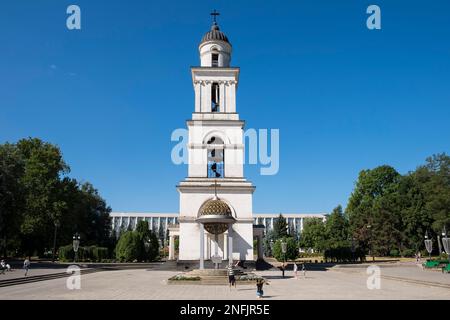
[177,12,255,263]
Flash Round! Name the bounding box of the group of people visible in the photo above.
[280,261,306,279]
[415,251,422,262]
[0,258,31,276]
[227,260,307,299]
[292,262,306,279]
[0,260,11,274]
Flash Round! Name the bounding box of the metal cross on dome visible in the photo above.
[210,9,220,24]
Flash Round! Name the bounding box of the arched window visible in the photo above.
[211,48,219,67]
[207,136,224,178]
[211,82,220,112]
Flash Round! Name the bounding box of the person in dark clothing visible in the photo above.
[256,278,269,298]
[280,263,285,278]
[227,263,236,289]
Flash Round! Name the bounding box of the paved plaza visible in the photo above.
[0,263,449,300]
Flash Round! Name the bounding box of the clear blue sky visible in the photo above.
[1,1,449,214]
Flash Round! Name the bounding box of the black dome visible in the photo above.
[200,23,230,45]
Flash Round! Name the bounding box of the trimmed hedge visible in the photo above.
[58,244,110,262]
[324,247,366,263]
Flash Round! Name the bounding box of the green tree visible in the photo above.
[136,220,159,261]
[0,138,114,258]
[115,231,140,262]
[346,165,401,256]
[299,218,326,252]
[272,237,298,261]
[273,214,288,240]
[263,230,276,257]
[325,205,349,249]
[17,138,69,256]
[0,143,24,256]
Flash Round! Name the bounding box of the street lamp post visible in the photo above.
[367,224,374,261]
[72,233,80,263]
[281,239,287,278]
[424,231,433,261]
[52,220,60,263]
[442,227,450,261]
[144,239,150,262]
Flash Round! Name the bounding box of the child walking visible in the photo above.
[256,278,269,299]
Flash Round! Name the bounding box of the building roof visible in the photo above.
[198,198,232,217]
[200,23,230,45]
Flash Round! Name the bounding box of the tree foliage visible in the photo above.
[299,218,326,252]
[272,237,298,261]
[0,138,112,257]
[345,154,450,256]
[273,214,288,240]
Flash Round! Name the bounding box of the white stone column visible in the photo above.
[199,223,205,269]
[206,233,211,259]
[214,233,219,269]
[224,232,228,259]
[194,82,201,113]
[227,82,236,113]
[203,82,212,112]
[228,225,233,264]
[219,82,226,112]
[169,235,175,260]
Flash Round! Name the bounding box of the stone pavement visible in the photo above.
[0,263,449,300]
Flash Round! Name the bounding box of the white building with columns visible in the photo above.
[109,17,326,267]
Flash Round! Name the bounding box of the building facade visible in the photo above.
[110,212,326,242]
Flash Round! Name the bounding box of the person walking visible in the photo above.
[256,278,269,299]
[293,261,298,279]
[301,263,306,278]
[0,260,5,274]
[281,262,285,278]
[23,258,30,276]
[227,263,236,289]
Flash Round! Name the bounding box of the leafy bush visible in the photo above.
[401,249,415,257]
[389,249,400,257]
[58,244,74,261]
[324,247,365,263]
[298,252,322,258]
[273,238,299,261]
[115,231,141,262]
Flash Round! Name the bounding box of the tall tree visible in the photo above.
[17,138,69,256]
[273,214,288,240]
[0,143,24,256]
[346,165,401,255]
[299,218,326,252]
[325,205,349,249]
